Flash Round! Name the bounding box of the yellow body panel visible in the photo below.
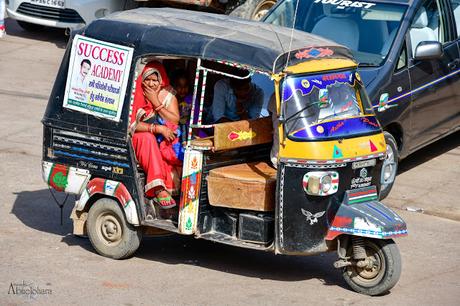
[285,59,357,75]
[279,132,386,160]
[273,58,375,162]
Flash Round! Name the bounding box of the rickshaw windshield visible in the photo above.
[282,70,380,141]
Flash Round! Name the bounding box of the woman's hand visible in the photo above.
[157,125,176,142]
[142,81,162,107]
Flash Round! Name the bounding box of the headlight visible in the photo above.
[303,171,339,196]
[321,175,332,193]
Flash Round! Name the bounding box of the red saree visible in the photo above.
[130,61,180,199]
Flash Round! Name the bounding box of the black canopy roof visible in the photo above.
[83,7,354,73]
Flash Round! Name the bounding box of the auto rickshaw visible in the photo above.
[41,8,407,295]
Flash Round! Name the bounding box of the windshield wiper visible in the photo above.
[358,62,378,67]
[316,109,356,124]
[283,101,320,124]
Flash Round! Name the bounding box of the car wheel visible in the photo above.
[17,20,45,32]
[379,132,398,200]
[343,239,402,296]
[230,0,277,20]
[87,197,142,259]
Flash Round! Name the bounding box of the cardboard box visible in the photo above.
[207,162,276,211]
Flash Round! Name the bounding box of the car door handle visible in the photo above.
[448,59,460,70]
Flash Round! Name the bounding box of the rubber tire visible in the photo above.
[87,198,142,259]
[343,239,402,296]
[229,0,277,20]
[379,132,399,200]
[17,20,46,32]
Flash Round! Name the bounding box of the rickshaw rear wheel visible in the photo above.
[343,239,401,296]
[87,198,142,259]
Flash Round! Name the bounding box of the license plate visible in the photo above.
[29,0,65,9]
[352,159,376,169]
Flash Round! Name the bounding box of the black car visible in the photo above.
[264,0,460,198]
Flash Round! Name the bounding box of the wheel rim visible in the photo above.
[381,143,397,189]
[252,1,277,20]
[346,241,386,287]
[95,213,123,246]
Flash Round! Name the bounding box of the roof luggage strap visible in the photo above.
[198,63,253,79]
[208,59,272,77]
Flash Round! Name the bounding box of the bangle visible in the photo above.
[149,124,154,134]
[155,104,164,112]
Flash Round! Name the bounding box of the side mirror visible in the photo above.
[378,93,389,112]
[278,100,286,124]
[414,41,443,61]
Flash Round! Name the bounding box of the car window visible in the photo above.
[452,0,460,37]
[396,45,407,70]
[409,0,446,56]
[263,0,407,67]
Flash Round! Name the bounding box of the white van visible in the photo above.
[7,0,129,31]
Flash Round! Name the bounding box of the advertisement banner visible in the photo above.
[63,35,134,122]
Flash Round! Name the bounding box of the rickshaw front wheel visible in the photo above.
[87,198,142,259]
[343,239,401,296]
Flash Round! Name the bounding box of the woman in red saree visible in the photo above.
[129,61,181,209]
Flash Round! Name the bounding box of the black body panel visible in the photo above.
[42,125,146,221]
[276,159,383,255]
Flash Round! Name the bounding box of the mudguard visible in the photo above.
[326,189,407,240]
[76,178,140,226]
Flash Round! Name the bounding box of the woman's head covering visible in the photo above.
[130,61,170,128]
[141,61,170,86]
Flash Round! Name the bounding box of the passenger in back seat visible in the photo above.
[171,69,197,148]
[172,69,194,127]
[129,61,181,210]
[208,76,265,123]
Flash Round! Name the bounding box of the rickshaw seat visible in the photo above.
[190,117,273,151]
[190,136,214,148]
[207,162,276,211]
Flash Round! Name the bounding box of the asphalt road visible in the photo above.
[0,19,459,306]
